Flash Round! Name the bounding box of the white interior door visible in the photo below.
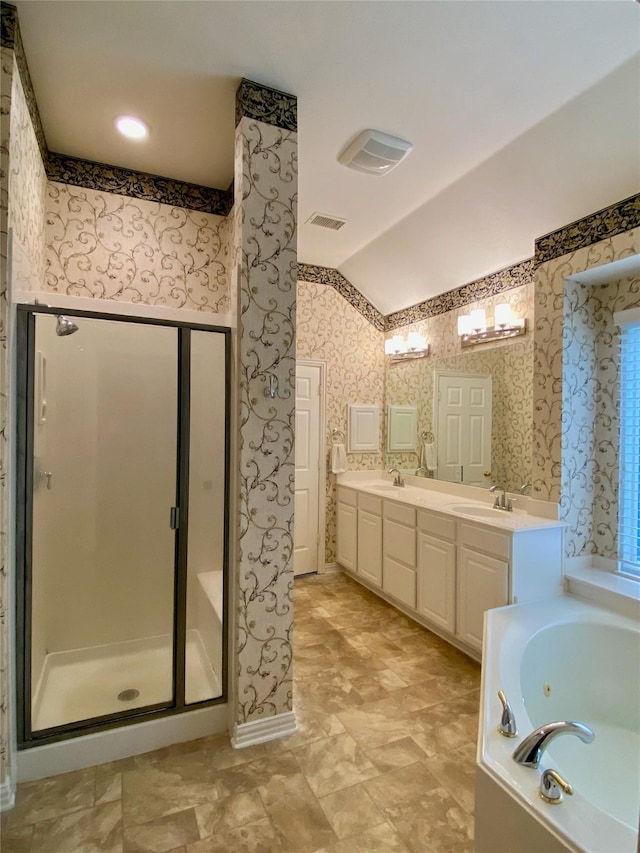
[435,372,492,485]
[295,362,322,576]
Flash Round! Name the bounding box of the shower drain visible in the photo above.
[117,688,140,702]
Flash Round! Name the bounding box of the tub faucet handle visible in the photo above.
[497,690,517,737]
[539,768,573,804]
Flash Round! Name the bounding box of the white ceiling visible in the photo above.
[15,1,640,315]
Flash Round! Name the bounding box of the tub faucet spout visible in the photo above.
[512,721,594,768]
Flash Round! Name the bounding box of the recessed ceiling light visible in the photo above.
[115,116,149,140]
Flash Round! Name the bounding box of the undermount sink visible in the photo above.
[448,504,501,518]
[371,485,405,493]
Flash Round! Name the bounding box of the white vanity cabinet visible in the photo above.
[336,487,358,572]
[334,483,564,660]
[455,521,565,652]
[456,523,510,651]
[357,493,383,587]
[382,502,417,608]
[417,510,456,634]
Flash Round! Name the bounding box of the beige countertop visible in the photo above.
[336,474,565,533]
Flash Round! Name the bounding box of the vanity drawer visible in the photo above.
[337,487,357,508]
[417,509,456,542]
[383,518,416,566]
[359,492,382,516]
[383,557,416,609]
[459,522,510,560]
[383,501,416,528]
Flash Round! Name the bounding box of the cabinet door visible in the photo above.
[358,510,382,587]
[382,517,417,609]
[456,547,508,653]
[417,532,455,633]
[336,503,357,571]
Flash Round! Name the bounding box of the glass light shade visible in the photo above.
[407,331,426,351]
[391,334,405,353]
[494,303,513,327]
[470,309,486,332]
[457,315,473,336]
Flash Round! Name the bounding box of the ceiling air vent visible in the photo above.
[306,212,347,231]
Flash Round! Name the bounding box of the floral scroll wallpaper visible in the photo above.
[0,44,13,800]
[297,280,385,564]
[533,226,640,505]
[1,48,47,796]
[533,226,640,560]
[562,273,640,559]
[44,183,230,312]
[234,115,298,725]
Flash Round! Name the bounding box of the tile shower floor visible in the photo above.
[3,572,481,853]
[32,630,220,731]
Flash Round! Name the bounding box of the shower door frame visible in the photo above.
[15,305,231,748]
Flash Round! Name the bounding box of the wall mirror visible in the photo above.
[385,338,533,493]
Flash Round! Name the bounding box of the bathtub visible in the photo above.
[476,595,640,853]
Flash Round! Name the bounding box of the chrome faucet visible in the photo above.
[519,482,532,494]
[388,467,405,487]
[489,484,512,511]
[512,721,595,768]
[414,466,428,477]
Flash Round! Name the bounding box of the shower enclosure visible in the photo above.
[16,306,230,746]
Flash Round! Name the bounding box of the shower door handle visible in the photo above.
[170,506,180,530]
[35,467,53,490]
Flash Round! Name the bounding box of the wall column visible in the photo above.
[231,80,298,745]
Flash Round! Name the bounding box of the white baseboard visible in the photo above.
[231,711,297,749]
[0,775,15,812]
[322,562,340,573]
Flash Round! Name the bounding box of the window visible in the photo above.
[616,307,640,578]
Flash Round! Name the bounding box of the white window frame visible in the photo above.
[615,307,640,579]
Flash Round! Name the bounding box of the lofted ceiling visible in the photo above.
[14,0,640,315]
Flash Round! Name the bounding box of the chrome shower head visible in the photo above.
[56,315,79,337]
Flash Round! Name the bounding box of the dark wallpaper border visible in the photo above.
[535,194,640,266]
[47,153,232,216]
[3,3,231,216]
[235,78,297,132]
[297,263,385,331]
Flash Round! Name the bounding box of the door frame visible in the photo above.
[15,304,231,748]
[296,359,327,574]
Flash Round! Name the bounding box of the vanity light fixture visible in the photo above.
[457,303,526,348]
[115,115,149,141]
[385,331,430,363]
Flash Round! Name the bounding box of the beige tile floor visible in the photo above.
[2,571,481,853]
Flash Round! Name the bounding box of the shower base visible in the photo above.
[31,629,220,732]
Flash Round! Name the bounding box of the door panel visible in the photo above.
[30,314,178,732]
[436,373,492,485]
[294,363,321,575]
[185,331,227,705]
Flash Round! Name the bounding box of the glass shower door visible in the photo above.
[29,314,178,732]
